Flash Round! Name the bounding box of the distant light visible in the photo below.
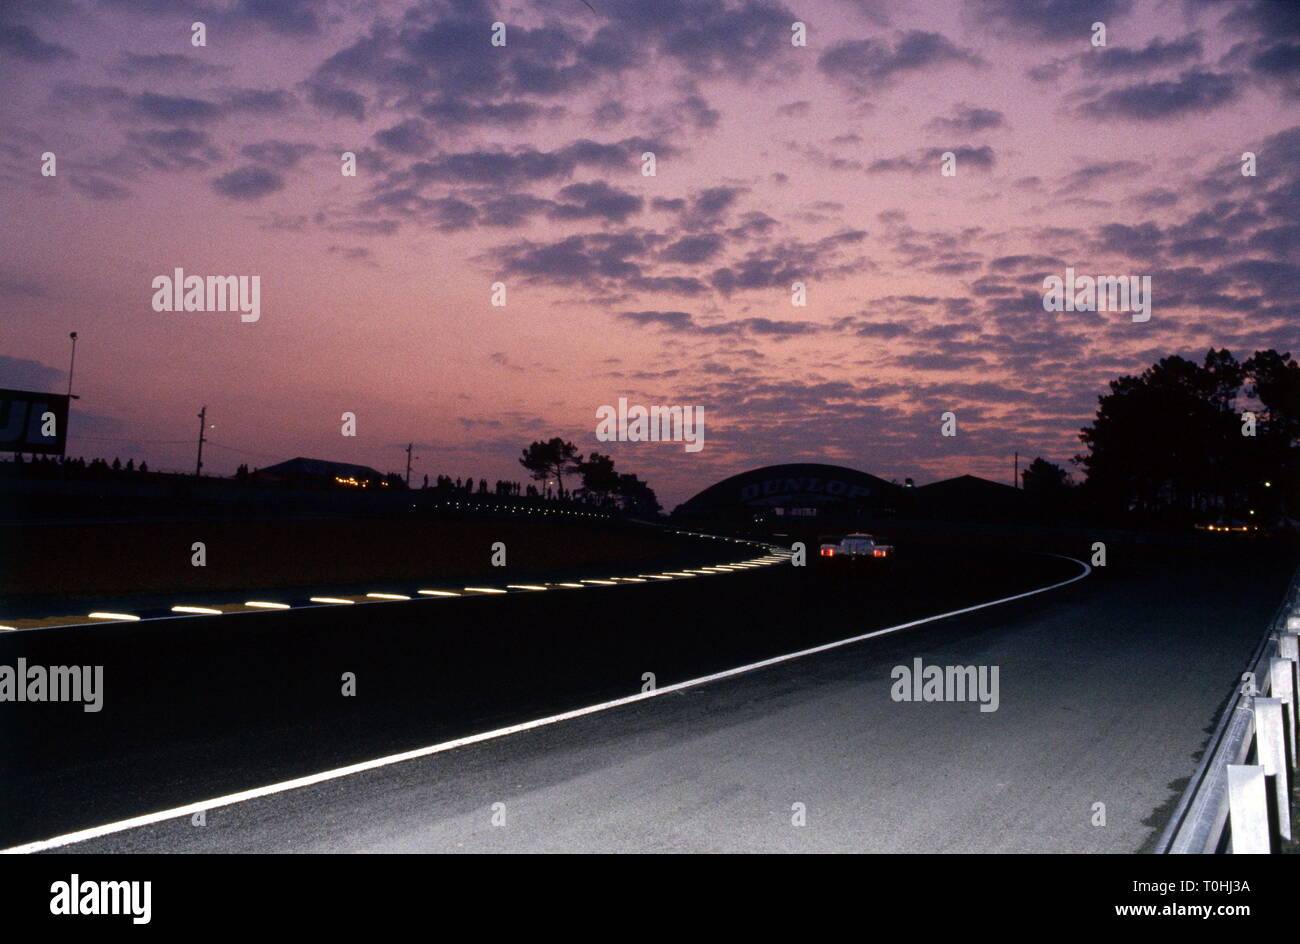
[0,626,15,631]
[418,590,460,597]
[310,597,354,605]
[366,593,411,600]
[88,612,140,621]
[464,587,507,594]
[506,584,548,591]
[171,605,222,615]
[245,601,290,609]
[580,579,617,586]
[1265,481,1273,487]
[555,582,585,588]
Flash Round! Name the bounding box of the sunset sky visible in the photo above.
[2,0,1297,507]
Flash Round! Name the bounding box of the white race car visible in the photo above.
[818,532,895,561]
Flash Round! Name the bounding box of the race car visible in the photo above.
[818,532,895,562]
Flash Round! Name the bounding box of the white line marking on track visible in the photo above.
[3,553,1089,854]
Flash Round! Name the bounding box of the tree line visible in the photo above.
[1023,348,1297,525]
[519,437,662,515]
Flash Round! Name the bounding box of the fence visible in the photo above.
[1157,561,1300,853]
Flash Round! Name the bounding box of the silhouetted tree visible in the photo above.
[1077,349,1292,522]
[614,472,661,516]
[577,452,620,505]
[1022,457,1070,493]
[519,438,582,498]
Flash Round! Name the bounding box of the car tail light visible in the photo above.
[873,549,887,558]
[821,548,835,556]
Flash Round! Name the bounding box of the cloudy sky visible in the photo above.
[1,0,1297,506]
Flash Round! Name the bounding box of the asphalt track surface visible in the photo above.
[3,542,1294,853]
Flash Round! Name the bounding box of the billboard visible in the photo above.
[0,388,70,456]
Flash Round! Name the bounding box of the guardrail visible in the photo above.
[1157,561,1300,853]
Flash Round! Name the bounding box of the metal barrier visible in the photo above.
[1157,563,1300,853]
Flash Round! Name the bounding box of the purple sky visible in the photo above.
[1,0,1297,507]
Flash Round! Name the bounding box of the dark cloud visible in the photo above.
[618,310,820,338]
[421,98,559,128]
[111,52,222,78]
[241,139,315,168]
[429,197,479,232]
[126,127,218,171]
[1081,34,1203,74]
[839,318,913,339]
[374,119,433,155]
[926,103,1005,133]
[677,94,721,129]
[1218,0,1300,40]
[211,164,284,200]
[776,100,812,117]
[1078,69,1238,120]
[868,145,995,173]
[591,101,626,126]
[661,234,724,264]
[131,127,210,151]
[550,180,643,223]
[224,88,295,114]
[726,212,779,241]
[971,0,1134,43]
[896,352,986,370]
[819,30,983,94]
[651,197,687,213]
[0,272,46,299]
[133,92,223,124]
[240,0,321,36]
[398,138,658,188]
[327,245,372,262]
[674,185,749,229]
[497,231,651,286]
[1026,58,1069,82]
[1135,187,1179,209]
[0,355,62,389]
[1091,221,1164,259]
[989,254,1063,272]
[305,80,365,121]
[50,84,129,112]
[620,310,695,330]
[478,193,554,227]
[1056,159,1148,193]
[711,230,869,294]
[0,21,73,63]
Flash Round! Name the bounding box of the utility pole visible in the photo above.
[62,332,79,480]
[405,442,413,488]
[195,406,208,478]
[1014,451,1019,489]
[67,332,79,400]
